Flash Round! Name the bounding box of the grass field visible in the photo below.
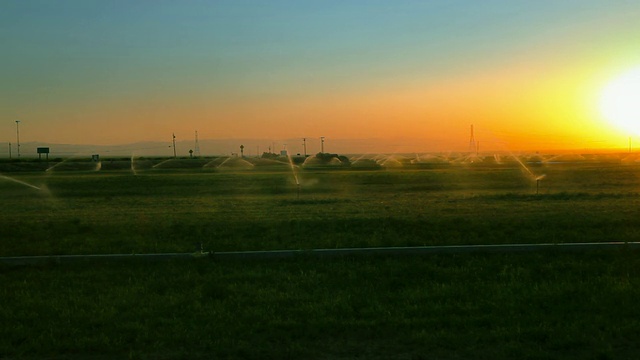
[3,160,640,256]
[2,158,640,358]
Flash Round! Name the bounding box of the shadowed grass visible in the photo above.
[2,251,640,359]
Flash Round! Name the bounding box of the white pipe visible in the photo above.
[2,242,639,266]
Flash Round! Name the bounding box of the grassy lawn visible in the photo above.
[2,161,640,358]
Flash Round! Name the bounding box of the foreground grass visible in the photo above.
[2,251,640,359]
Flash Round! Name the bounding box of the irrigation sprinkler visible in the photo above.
[535,175,546,195]
[506,151,547,194]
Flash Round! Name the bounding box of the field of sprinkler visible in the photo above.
[3,152,640,359]
[3,152,640,257]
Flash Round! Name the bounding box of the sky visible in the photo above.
[2,0,640,155]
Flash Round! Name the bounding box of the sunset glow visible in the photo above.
[2,1,640,154]
[600,66,640,136]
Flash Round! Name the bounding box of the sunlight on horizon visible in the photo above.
[599,66,640,137]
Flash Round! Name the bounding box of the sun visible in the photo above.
[599,66,640,136]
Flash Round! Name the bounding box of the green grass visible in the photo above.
[3,162,640,358]
[2,252,640,359]
[2,164,640,256]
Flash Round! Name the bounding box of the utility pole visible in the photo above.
[172,133,177,158]
[320,136,325,153]
[194,131,201,157]
[302,138,307,157]
[15,120,20,158]
[8,142,11,159]
[469,124,476,154]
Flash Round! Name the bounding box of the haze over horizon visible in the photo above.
[3,1,640,154]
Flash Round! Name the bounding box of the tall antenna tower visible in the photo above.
[194,131,201,157]
[468,125,476,153]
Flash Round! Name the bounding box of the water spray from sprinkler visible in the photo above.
[504,150,547,194]
[477,127,549,194]
[351,153,368,164]
[216,157,232,168]
[287,154,301,199]
[0,174,41,190]
[131,153,138,175]
[153,158,174,168]
[45,155,80,173]
[535,174,546,195]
